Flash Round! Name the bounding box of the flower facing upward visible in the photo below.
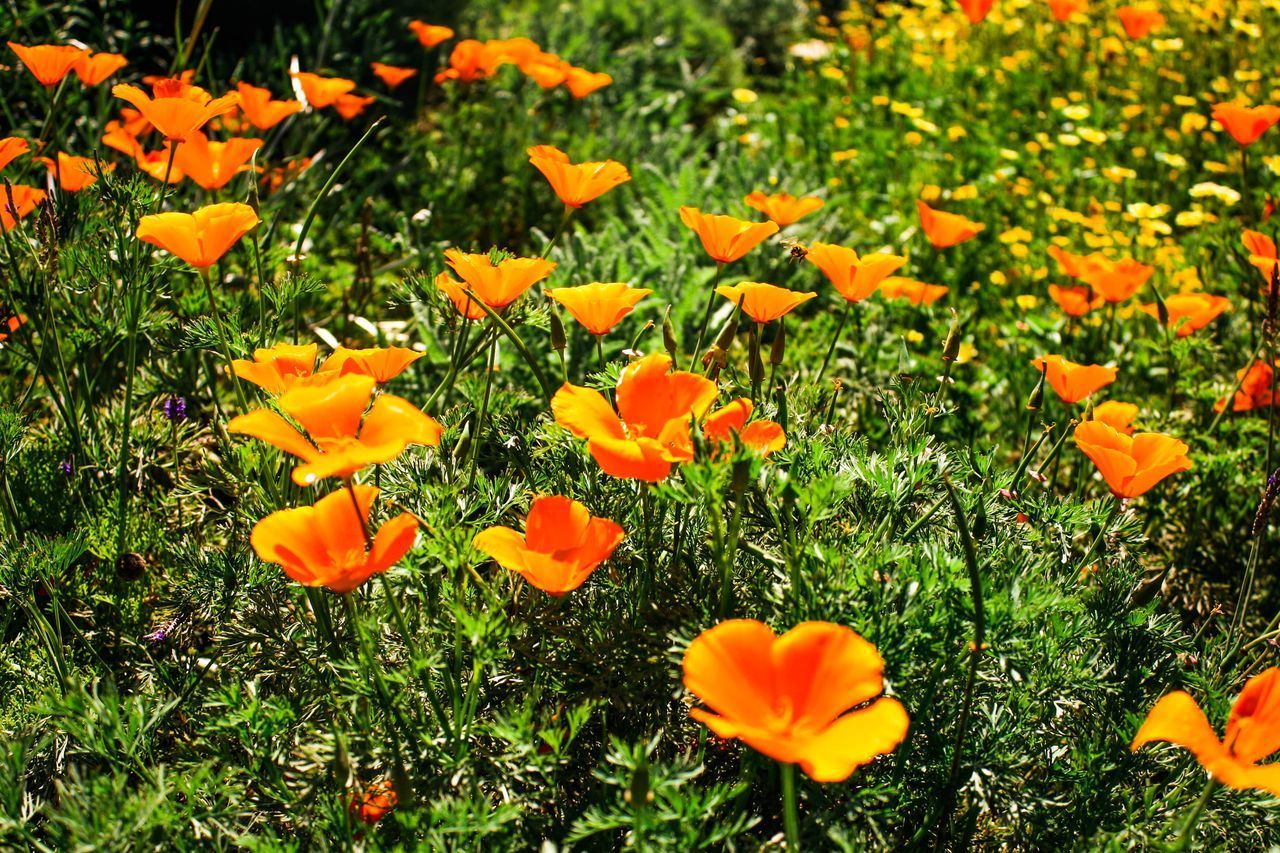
[231,343,320,394]
[715,282,816,324]
[0,137,29,172]
[112,79,239,142]
[1091,400,1139,435]
[956,0,995,24]
[7,43,86,87]
[683,620,910,782]
[1211,103,1280,147]
[743,191,824,228]
[1074,420,1192,499]
[443,249,556,309]
[1140,293,1230,338]
[1048,284,1104,317]
[320,346,424,384]
[878,277,948,306]
[1244,230,1279,282]
[1030,355,1117,404]
[371,62,418,89]
[172,131,263,191]
[228,374,444,486]
[527,145,631,208]
[250,485,418,594]
[807,242,908,303]
[1216,360,1279,413]
[916,200,984,248]
[472,496,624,595]
[1132,668,1280,798]
[1,186,47,231]
[564,68,612,98]
[37,153,112,192]
[136,202,260,268]
[1116,5,1164,38]
[678,207,779,264]
[290,72,356,108]
[73,51,128,86]
[408,21,455,48]
[235,83,303,130]
[1045,0,1088,21]
[547,282,652,335]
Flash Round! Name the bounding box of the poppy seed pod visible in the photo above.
[770,320,787,366]
[548,302,567,353]
[1027,365,1046,411]
[942,310,961,362]
[1151,287,1169,329]
[662,306,678,357]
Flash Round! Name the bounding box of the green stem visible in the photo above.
[816,300,853,384]
[692,263,725,361]
[1172,778,1218,852]
[780,762,800,851]
[467,329,498,490]
[541,205,574,258]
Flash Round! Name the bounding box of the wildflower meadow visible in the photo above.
[4,0,1280,848]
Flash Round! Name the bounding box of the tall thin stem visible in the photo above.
[780,762,800,851]
[816,300,853,384]
[692,263,725,361]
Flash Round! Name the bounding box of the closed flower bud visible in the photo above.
[1027,365,1046,411]
[770,320,786,366]
[549,302,567,353]
[942,309,961,362]
[662,305,678,356]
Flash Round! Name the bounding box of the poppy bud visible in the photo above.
[749,340,765,385]
[625,753,651,810]
[1151,286,1169,329]
[770,320,786,366]
[942,309,961,362]
[548,302,567,353]
[731,458,751,493]
[1027,365,1046,411]
[712,304,740,355]
[662,306,678,357]
[774,382,788,432]
[452,422,471,467]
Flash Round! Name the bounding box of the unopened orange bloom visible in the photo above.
[1244,230,1279,282]
[683,619,909,783]
[332,93,375,120]
[956,0,995,23]
[371,62,417,89]
[350,780,398,825]
[547,282,652,335]
[231,343,320,394]
[715,281,816,324]
[701,398,787,456]
[1080,254,1154,303]
[1,186,46,231]
[527,145,631,208]
[1116,5,1164,38]
[320,346,424,384]
[112,79,238,142]
[409,21,455,48]
[1133,668,1280,797]
[435,272,487,320]
[290,72,356,108]
[1212,103,1280,147]
[743,191,824,228]
[443,249,556,309]
[7,43,86,87]
[1140,293,1230,338]
[473,495,624,595]
[229,374,444,486]
[1074,420,1191,499]
[173,131,263,191]
[1091,400,1139,435]
[136,202,259,268]
[0,137,29,172]
[807,242,907,303]
[235,83,303,130]
[1030,354,1117,404]
[1048,283,1104,317]
[434,39,496,84]
[1045,0,1087,21]
[37,153,112,192]
[1216,360,1279,413]
[916,200,984,248]
[564,67,612,98]
[72,51,127,85]
[679,207,779,264]
[879,277,949,306]
[251,485,418,593]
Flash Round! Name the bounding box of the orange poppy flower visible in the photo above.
[1116,5,1164,38]
[172,131,263,191]
[1140,293,1230,338]
[290,71,356,108]
[525,59,569,89]
[72,51,127,86]
[1216,360,1279,413]
[7,43,86,87]
[715,281,816,324]
[112,79,238,142]
[485,38,542,70]
[1132,668,1280,798]
[683,619,910,782]
[371,62,418,90]
[701,398,787,456]
[527,145,631,208]
[807,242,908,304]
[1030,355,1118,404]
[133,143,186,184]
[564,67,612,98]
[472,495,624,595]
[1048,283,1104,317]
[350,780,398,825]
[234,83,302,130]
[319,346,424,384]
[916,200,984,248]
[409,21,455,48]
[250,485,418,593]
[228,374,444,486]
[261,156,311,193]
[1211,103,1280,147]
[231,343,320,394]
[547,282,652,335]
[434,39,496,84]
[136,202,260,268]
[1045,0,1087,21]
[743,191,824,228]
[332,93,375,120]
[435,272,487,320]
[1,186,46,231]
[879,277,949,306]
[1074,420,1192,499]
[1244,230,1279,282]
[1079,254,1154,303]
[0,137,29,172]
[679,207,779,265]
[1090,400,1139,435]
[956,0,995,23]
[443,249,556,309]
[36,153,112,192]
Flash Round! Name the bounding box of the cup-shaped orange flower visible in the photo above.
[319,346,424,384]
[332,94,375,120]
[1140,293,1230,338]
[807,242,907,304]
[547,282,651,335]
[1116,5,1164,38]
[528,145,631,208]
[1132,668,1280,797]
[8,43,86,87]
[1048,283,1104,317]
[434,40,494,84]
[1244,230,1279,282]
[0,137,29,173]
[250,485,418,594]
[37,153,111,192]
[715,282,816,324]
[236,83,303,130]
[743,191,824,228]
[290,72,356,108]
[956,0,995,23]
[702,398,787,456]
[1045,0,1087,21]
[435,272,487,320]
[371,62,417,90]
[877,277,948,306]
[1,186,46,231]
[1216,360,1278,413]
[228,374,444,486]
[917,200,984,248]
[133,144,186,184]
[1212,103,1280,147]
[409,21,455,48]
[472,495,624,595]
[73,51,127,86]
[443,249,556,310]
[232,343,320,394]
[1031,355,1117,404]
[136,202,260,268]
[564,67,612,98]
[1074,420,1192,499]
[1091,400,1139,435]
[525,60,569,90]
[172,131,263,191]
[679,207,779,265]
[683,620,909,782]
[112,79,238,142]
[1079,254,1154,303]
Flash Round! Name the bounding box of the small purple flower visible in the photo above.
[58,458,73,475]
[163,396,187,422]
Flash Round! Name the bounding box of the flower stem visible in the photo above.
[692,263,725,362]
[1172,778,1218,852]
[780,762,801,851]
[816,300,853,384]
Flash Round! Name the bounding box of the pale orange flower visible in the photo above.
[743,191,824,227]
[371,62,418,89]
[235,83,303,130]
[408,21,455,48]
[679,207,779,264]
[1074,420,1192,499]
[1140,293,1230,338]
[1048,283,1104,317]
[1216,360,1279,413]
[807,242,908,303]
[434,39,499,84]
[133,144,186,184]
[231,343,320,394]
[7,43,86,87]
[473,496,624,595]
[435,271,487,320]
[290,71,356,108]
[72,51,128,85]
[443,249,556,309]
[1244,230,1279,282]
[332,93,375,120]
[112,78,238,142]
[319,346,425,384]
[916,200,984,248]
[1030,355,1118,404]
[701,398,787,457]
[1045,0,1087,21]
[37,153,112,192]
[1090,400,1139,435]
[524,59,569,89]
[0,137,29,172]
[715,281,816,324]
[172,131,263,191]
[1,186,46,231]
[1116,5,1164,38]
[528,145,631,208]
[564,67,612,98]
[879,277,949,305]
[1212,103,1280,147]
[547,282,652,335]
[135,202,260,268]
